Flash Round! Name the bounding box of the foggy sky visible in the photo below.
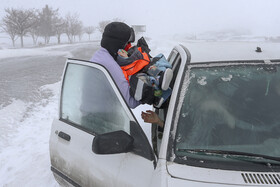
[1,0,280,36]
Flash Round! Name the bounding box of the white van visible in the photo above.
[49,45,280,186]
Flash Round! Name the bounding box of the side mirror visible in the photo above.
[92,130,134,154]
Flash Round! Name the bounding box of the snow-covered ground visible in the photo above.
[0,83,60,187]
[0,39,280,186]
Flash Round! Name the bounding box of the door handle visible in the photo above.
[58,131,71,141]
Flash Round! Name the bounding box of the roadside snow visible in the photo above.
[0,47,71,61]
[0,82,60,187]
[0,42,98,61]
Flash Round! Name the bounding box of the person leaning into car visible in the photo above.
[90,21,165,127]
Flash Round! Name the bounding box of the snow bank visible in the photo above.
[0,82,60,187]
[0,99,29,150]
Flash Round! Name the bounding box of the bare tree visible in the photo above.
[84,26,95,41]
[97,18,125,34]
[3,8,35,48]
[0,19,18,47]
[112,18,125,22]
[53,17,65,44]
[77,21,83,42]
[98,20,111,34]
[38,5,60,44]
[65,13,83,43]
[29,24,40,45]
[28,10,40,45]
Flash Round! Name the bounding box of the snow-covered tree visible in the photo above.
[28,10,40,45]
[77,22,84,42]
[98,18,125,34]
[65,13,83,43]
[3,8,36,48]
[0,18,18,47]
[53,17,65,44]
[98,20,110,34]
[84,26,95,41]
[38,5,60,44]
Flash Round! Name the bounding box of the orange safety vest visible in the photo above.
[121,47,150,82]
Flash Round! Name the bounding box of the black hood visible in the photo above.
[101,22,131,60]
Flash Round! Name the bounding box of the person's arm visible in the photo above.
[91,48,141,109]
[141,110,164,128]
[118,78,141,109]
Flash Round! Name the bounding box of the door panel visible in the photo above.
[50,120,123,187]
[50,59,155,187]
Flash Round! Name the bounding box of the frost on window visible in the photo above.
[197,76,207,85]
[221,74,233,82]
[61,63,130,135]
[174,64,280,159]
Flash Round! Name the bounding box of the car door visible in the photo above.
[49,59,155,187]
[151,45,191,157]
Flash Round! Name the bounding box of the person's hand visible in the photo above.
[118,49,128,57]
[141,110,164,128]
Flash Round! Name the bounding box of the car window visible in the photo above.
[61,63,131,135]
[174,64,280,161]
[167,50,178,66]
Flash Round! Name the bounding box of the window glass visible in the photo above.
[168,50,178,65]
[170,57,181,89]
[175,64,280,159]
[61,63,130,135]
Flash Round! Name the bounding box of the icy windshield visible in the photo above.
[174,63,280,162]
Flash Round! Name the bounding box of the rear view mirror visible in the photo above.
[92,130,134,154]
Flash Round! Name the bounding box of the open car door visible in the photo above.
[49,59,155,187]
[151,45,191,157]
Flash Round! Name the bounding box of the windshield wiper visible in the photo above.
[177,149,280,164]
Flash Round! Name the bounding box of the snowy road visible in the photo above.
[0,42,99,107]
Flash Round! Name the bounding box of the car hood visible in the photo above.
[167,162,280,186]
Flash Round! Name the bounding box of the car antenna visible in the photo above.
[255,47,262,53]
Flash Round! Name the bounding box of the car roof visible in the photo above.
[189,59,280,67]
[184,41,280,63]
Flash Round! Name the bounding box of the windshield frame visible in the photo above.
[167,59,280,171]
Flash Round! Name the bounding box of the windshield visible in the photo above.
[174,63,280,164]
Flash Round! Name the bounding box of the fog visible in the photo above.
[1,0,280,37]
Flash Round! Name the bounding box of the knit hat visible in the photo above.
[101,22,131,60]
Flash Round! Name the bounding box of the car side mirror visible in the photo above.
[92,130,134,154]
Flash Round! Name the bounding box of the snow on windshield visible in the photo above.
[174,64,280,164]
